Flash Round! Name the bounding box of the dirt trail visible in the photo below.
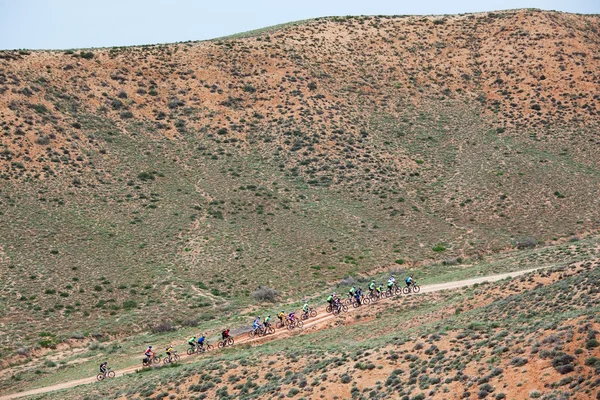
[0,267,541,400]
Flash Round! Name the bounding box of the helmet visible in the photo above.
[333,292,337,296]
[281,310,285,313]
[102,361,107,365]
[267,315,271,317]
[149,346,152,349]
[391,275,395,278]
[257,316,261,318]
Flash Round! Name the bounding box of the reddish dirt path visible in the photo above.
[0,267,541,400]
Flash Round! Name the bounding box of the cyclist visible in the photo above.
[188,336,197,351]
[253,316,261,332]
[327,294,334,307]
[264,315,272,327]
[288,311,296,323]
[302,302,310,318]
[369,280,376,292]
[405,275,413,287]
[376,283,383,296]
[354,287,363,305]
[278,310,286,325]
[222,328,231,340]
[143,346,153,365]
[349,286,356,298]
[165,345,173,361]
[197,333,206,350]
[99,361,108,376]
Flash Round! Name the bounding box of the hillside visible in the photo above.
[2,260,599,399]
[1,8,600,351]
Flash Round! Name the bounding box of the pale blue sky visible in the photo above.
[1,0,598,50]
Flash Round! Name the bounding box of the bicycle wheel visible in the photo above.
[287,321,295,330]
[342,304,348,312]
[402,287,410,294]
[268,326,275,334]
[332,306,340,316]
[228,338,234,346]
[296,320,303,329]
[326,305,332,313]
[352,300,360,308]
[218,340,225,349]
[163,357,171,365]
[394,286,401,295]
[362,297,371,306]
[187,348,195,355]
[301,312,308,321]
[276,321,285,329]
[97,373,104,381]
[344,298,353,306]
[310,309,317,317]
[413,285,420,293]
[107,370,115,378]
[249,330,256,338]
[153,356,161,364]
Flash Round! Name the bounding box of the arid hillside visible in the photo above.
[1,9,599,349]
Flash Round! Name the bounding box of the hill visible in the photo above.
[0,8,599,352]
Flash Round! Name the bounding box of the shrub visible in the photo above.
[395,259,405,265]
[510,357,528,367]
[552,353,575,374]
[252,286,279,302]
[120,111,134,119]
[122,300,138,310]
[432,244,447,252]
[586,339,599,349]
[80,51,94,60]
[515,236,537,249]
[137,171,155,181]
[151,323,176,334]
[35,135,51,145]
[340,374,352,384]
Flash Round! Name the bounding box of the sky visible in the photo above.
[0,0,598,50]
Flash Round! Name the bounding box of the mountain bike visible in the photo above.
[187,342,213,355]
[332,302,348,315]
[249,325,264,338]
[402,282,420,294]
[259,324,275,336]
[352,295,371,307]
[163,351,180,365]
[97,369,115,381]
[300,308,317,320]
[218,337,234,348]
[276,317,289,329]
[286,318,303,330]
[142,353,160,367]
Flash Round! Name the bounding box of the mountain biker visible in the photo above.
[376,284,383,295]
[405,275,413,287]
[356,287,363,297]
[143,346,153,365]
[349,286,356,298]
[302,302,309,313]
[222,328,231,340]
[264,315,272,327]
[369,281,376,296]
[354,288,362,305]
[288,311,296,322]
[197,334,206,349]
[253,316,261,331]
[278,310,286,324]
[327,294,334,306]
[99,361,108,375]
[188,336,197,351]
[387,276,395,290]
[166,345,173,360]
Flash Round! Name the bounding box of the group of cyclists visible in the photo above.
[328,275,416,309]
[98,274,417,375]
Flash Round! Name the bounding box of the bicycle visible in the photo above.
[249,325,264,338]
[332,302,348,315]
[286,318,303,330]
[187,342,214,355]
[300,308,317,320]
[142,353,160,367]
[351,295,371,307]
[276,317,290,329]
[326,299,342,313]
[218,337,234,348]
[163,351,180,365]
[259,324,275,336]
[96,369,115,381]
[402,282,421,294]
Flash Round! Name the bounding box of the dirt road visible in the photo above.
[0,267,541,400]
